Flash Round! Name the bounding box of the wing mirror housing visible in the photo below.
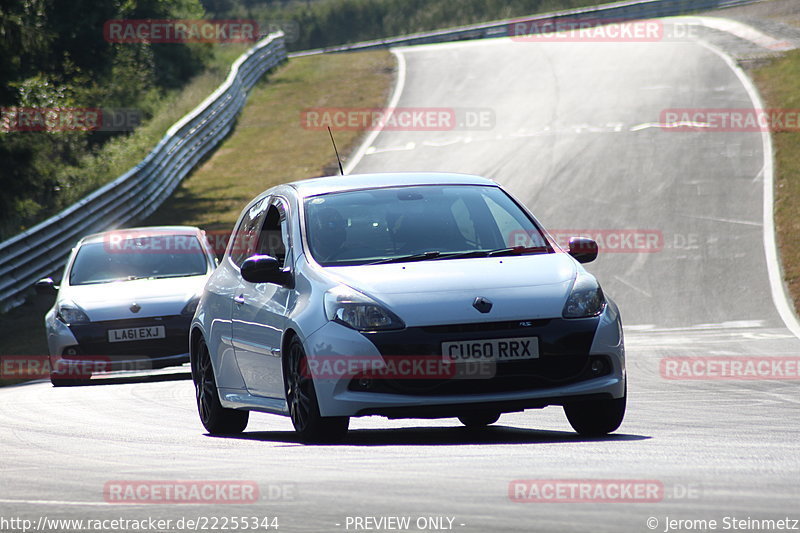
[241,255,292,286]
[568,237,598,264]
[35,277,59,295]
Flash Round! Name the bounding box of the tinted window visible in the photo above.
[230,198,266,267]
[69,237,209,285]
[304,185,549,266]
[255,203,290,268]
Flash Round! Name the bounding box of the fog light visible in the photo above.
[590,358,607,375]
[357,377,373,390]
[64,347,78,356]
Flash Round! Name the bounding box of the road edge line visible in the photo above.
[343,49,407,175]
[696,38,800,339]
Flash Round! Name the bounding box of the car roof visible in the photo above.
[78,226,202,245]
[286,172,498,198]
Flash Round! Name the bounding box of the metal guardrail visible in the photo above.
[0,32,286,311]
[0,0,762,311]
[288,0,758,57]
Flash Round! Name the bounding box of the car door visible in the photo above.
[231,197,292,398]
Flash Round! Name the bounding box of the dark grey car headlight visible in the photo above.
[562,272,606,318]
[324,286,405,331]
[56,302,90,325]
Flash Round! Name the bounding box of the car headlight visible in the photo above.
[56,303,90,325]
[181,295,201,316]
[324,286,405,331]
[562,272,606,318]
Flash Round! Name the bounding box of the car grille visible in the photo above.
[352,317,606,396]
[67,315,191,357]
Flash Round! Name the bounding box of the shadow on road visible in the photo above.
[209,426,650,446]
[71,371,192,387]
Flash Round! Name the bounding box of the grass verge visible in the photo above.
[144,50,394,230]
[51,44,252,212]
[0,293,55,387]
[752,49,800,313]
[0,49,395,386]
[1,44,251,240]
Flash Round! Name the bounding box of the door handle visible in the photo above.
[234,294,245,305]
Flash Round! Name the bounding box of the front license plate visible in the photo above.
[442,336,539,362]
[107,325,166,343]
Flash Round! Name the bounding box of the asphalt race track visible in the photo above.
[1,23,799,533]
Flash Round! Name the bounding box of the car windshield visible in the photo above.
[304,185,551,266]
[68,236,209,285]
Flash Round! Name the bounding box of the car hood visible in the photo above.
[58,275,209,321]
[326,253,578,326]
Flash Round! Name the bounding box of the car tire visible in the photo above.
[458,411,500,428]
[192,338,249,434]
[564,386,626,436]
[50,373,91,387]
[285,337,349,443]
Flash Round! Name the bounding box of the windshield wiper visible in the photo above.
[367,251,441,265]
[436,246,548,260]
[486,246,548,257]
[365,246,548,265]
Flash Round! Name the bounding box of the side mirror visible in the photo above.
[241,255,290,285]
[568,237,598,264]
[35,277,59,295]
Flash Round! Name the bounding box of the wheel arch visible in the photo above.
[281,328,300,374]
[189,325,205,376]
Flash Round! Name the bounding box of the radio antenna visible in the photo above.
[327,126,344,175]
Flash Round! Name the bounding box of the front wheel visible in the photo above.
[458,411,500,428]
[192,338,249,434]
[50,373,91,387]
[285,337,349,443]
[564,387,626,436]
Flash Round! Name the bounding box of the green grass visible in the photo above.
[144,50,394,230]
[752,49,800,313]
[49,43,253,211]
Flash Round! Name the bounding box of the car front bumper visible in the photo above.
[303,306,625,418]
[46,314,191,375]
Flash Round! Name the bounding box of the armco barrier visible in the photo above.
[0,32,286,311]
[288,0,757,57]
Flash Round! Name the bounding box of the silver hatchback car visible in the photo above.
[39,226,217,385]
[190,173,625,442]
